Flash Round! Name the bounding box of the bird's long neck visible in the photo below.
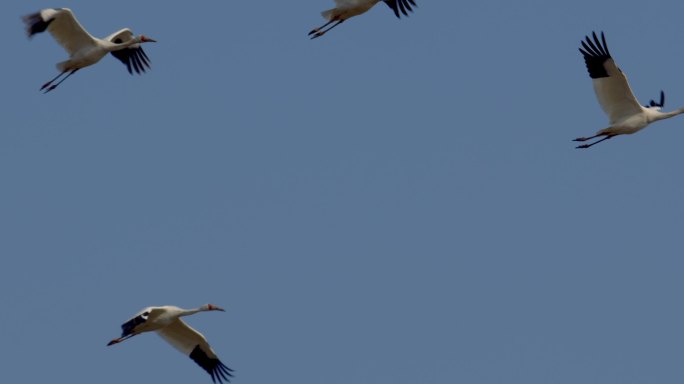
[178,307,207,317]
[178,307,204,317]
[654,107,684,122]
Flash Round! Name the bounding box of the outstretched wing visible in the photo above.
[383,0,417,18]
[579,31,643,125]
[120,309,151,337]
[156,319,234,384]
[118,307,163,337]
[22,8,97,56]
[106,28,151,75]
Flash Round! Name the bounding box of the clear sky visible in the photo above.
[3,1,684,383]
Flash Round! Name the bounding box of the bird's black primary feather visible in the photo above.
[383,0,417,18]
[189,345,234,384]
[648,90,665,108]
[120,312,149,337]
[579,31,612,79]
[111,45,152,75]
[22,10,56,38]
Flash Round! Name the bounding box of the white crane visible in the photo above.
[574,31,684,148]
[107,304,234,384]
[22,8,157,93]
[309,0,417,39]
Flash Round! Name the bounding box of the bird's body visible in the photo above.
[309,0,417,39]
[323,0,380,21]
[575,32,684,148]
[598,110,653,136]
[22,8,156,93]
[108,304,234,384]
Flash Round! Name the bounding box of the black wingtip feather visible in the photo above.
[22,11,54,38]
[111,47,152,75]
[384,0,418,18]
[648,90,666,108]
[130,53,141,74]
[189,345,234,384]
[138,49,150,67]
[579,31,611,79]
[120,313,148,337]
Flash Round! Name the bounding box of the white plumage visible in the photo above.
[108,304,234,384]
[22,8,156,93]
[574,32,684,148]
[309,0,417,39]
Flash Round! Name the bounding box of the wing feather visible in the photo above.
[107,29,152,75]
[118,307,160,337]
[22,8,97,56]
[579,32,643,125]
[156,320,234,383]
[383,0,417,18]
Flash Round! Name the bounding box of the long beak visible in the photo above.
[207,304,225,312]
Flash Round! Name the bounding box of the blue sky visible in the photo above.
[3,1,684,383]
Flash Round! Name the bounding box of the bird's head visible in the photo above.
[139,35,157,43]
[203,304,226,312]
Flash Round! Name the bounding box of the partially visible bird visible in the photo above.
[574,31,684,149]
[107,304,234,384]
[309,0,417,40]
[22,8,156,93]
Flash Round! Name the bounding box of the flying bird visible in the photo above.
[309,0,417,40]
[107,304,234,384]
[22,8,157,93]
[574,31,684,148]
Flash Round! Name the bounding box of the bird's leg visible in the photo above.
[40,71,68,91]
[107,334,135,346]
[572,133,603,142]
[43,69,79,93]
[575,134,615,149]
[310,20,344,39]
[308,19,336,36]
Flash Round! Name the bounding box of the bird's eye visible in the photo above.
[114,38,122,44]
[143,312,149,317]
